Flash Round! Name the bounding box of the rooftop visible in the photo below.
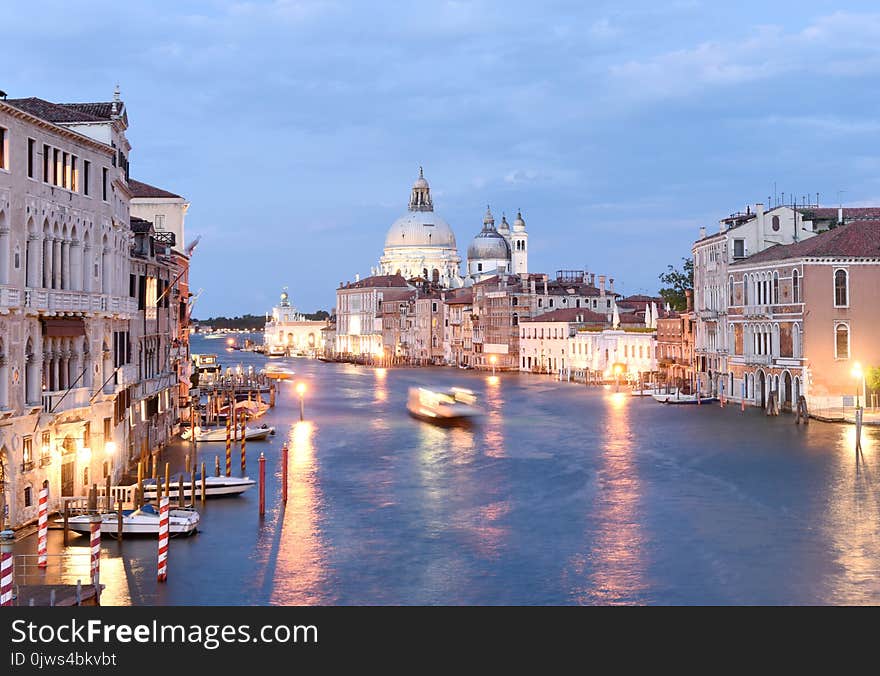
[129,178,183,199]
[731,220,880,265]
[521,307,607,323]
[341,274,410,290]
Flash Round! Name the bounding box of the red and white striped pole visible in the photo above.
[37,480,49,568]
[89,514,101,586]
[0,529,14,607]
[258,453,266,518]
[225,407,232,478]
[157,496,169,583]
[240,411,247,476]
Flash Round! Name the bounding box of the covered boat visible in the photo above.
[58,504,200,536]
[182,423,275,442]
[140,473,255,499]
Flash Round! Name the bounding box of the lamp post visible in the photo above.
[851,362,865,410]
[296,382,306,421]
[490,354,497,375]
[613,363,622,393]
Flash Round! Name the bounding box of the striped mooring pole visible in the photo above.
[89,514,101,587]
[258,453,266,518]
[1,528,14,607]
[225,407,232,478]
[240,411,247,476]
[157,496,169,583]
[37,480,49,568]
[281,444,289,504]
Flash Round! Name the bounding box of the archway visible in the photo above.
[61,436,77,496]
[782,371,792,411]
[757,370,766,409]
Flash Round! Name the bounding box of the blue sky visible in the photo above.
[6,1,880,316]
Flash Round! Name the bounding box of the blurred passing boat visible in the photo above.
[407,387,481,424]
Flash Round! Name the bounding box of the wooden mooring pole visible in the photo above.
[258,453,266,518]
[201,462,207,504]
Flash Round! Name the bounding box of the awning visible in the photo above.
[42,318,86,337]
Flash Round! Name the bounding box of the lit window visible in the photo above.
[0,127,7,170]
[835,323,849,360]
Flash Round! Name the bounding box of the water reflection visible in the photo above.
[484,376,505,458]
[576,391,648,604]
[821,423,880,604]
[269,421,329,604]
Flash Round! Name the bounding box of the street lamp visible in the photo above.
[851,362,865,410]
[613,363,623,392]
[296,381,307,421]
[490,354,497,375]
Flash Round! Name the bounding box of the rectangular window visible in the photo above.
[83,160,91,195]
[71,155,78,192]
[154,214,166,231]
[733,239,745,258]
[62,152,69,188]
[43,144,50,182]
[53,148,60,185]
[0,127,6,169]
[24,486,32,508]
[28,138,36,177]
[102,167,109,201]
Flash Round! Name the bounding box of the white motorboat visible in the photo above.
[138,474,256,499]
[182,423,275,442]
[58,504,200,536]
[267,346,286,357]
[632,386,676,397]
[407,387,481,424]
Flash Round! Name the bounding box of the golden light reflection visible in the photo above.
[270,421,328,604]
[821,423,880,603]
[373,368,388,405]
[484,376,505,459]
[571,390,646,604]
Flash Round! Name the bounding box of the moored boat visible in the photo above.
[651,392,718,405]
[141,474,255,499]
[182,423,275,442]
[57,504,200,536]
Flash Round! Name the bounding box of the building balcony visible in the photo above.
[41,386,91,414]
[114,363,138,390]
[743,354,772,366]
[697,308,719,320]
[742,305,772,318]
[21,460,35,473]
[12,287,139,317]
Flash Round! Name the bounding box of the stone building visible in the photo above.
[727,220,880,412]
[335,274,410,358]
[0,92,136,527]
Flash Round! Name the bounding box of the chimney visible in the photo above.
[543,275,548,295]
[590,272,595,286]
[699,226,706,239]
[609,278,615,294]
[530,280,536,295]
[685,289,693,313]
[355,273,360,282]
[598,275,606,295]
[838,206,844,225]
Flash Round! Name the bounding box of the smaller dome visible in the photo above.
[498,213,510,233]
[514,209,526,230]
[413,166,429,190]
[483,205,494,226]
[468,228,510,261]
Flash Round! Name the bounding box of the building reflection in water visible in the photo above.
[822,423,880,604]
[269,421,329,604]
[373,368,388,403]
[572,390,648,604]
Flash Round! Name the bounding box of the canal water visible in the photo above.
[18,335,880,605]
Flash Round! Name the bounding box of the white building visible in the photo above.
[0,92,136,528]
[335,274,411,357]
[692,204,819,396]
[518,308,606,374]
[129,179,189,253]
[568,329,657,382]
[263,289,327,356]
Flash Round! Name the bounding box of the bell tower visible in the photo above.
[511,209,528,274]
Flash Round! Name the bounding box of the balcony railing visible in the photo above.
[39,454,52,468]
[41,386,91,414]
[20,460,35,473]
[743,305,772,318]
[13,288,139,316]
[744,354,772,366]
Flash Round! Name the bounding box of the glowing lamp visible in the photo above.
[851,362,863,380]
[104,441,117,458]
[79,446,92,464]
[296,382,307,396]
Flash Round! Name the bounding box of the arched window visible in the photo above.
[792,269,800,303]
[511,296,518,306]
[772,215,780,231]
[729,276,734,307]
[835,323,849,360]
[743,276,748,305]
[834,269,848,307]
[772,271,779,305]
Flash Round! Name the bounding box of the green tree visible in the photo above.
[658,257,694,312]
[867,366,880,395]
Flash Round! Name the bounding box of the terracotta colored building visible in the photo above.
[728,220,880,411]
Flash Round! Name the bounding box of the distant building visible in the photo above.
[335,274,411,358]
[519,308,606,374]
[263,289,327,356]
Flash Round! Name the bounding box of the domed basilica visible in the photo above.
[377,168,529,287]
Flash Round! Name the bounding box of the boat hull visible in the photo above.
[141,476,255,499]
[58,507,200,536]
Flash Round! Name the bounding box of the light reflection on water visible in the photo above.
[15,337,880,605]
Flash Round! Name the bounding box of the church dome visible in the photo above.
[384,168,457,249]
[384,210,457,249]
[468,207,510,260]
